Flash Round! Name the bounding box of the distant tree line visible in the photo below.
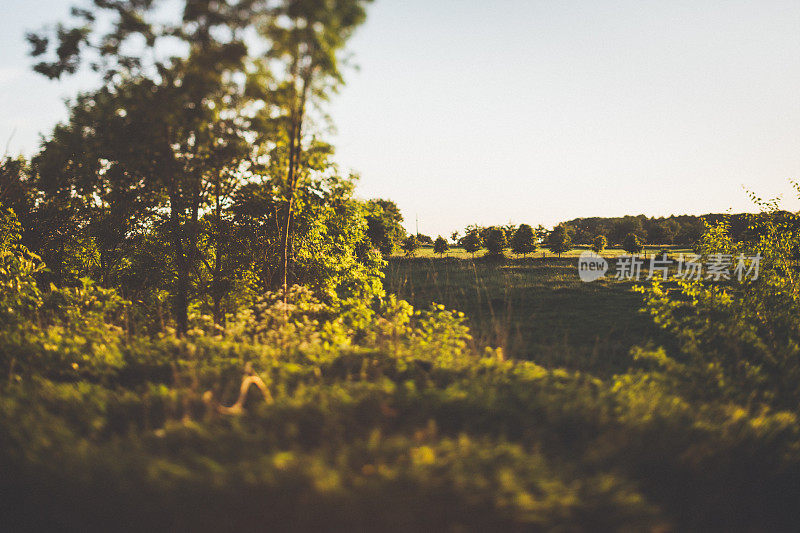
[559,214,771,246]
[454,224,553,259]
[438,211,799,261]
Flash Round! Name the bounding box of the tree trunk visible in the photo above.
[213,295,223,328]
[170,194,189,336]
[280,72,310,301]
[212,180,225,327]
[173,237,190,336]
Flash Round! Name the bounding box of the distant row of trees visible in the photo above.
[556,214,781,246]
[443,224,572,259]
[399,223,666,259]
[369,210,790,259]
[561,215,703,245]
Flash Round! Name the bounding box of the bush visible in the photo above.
[638,202,800,410]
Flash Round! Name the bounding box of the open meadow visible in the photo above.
[385,255,665,375]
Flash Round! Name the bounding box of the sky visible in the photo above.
[2,0,800,237]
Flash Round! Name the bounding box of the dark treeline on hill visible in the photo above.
[560,213,795,246]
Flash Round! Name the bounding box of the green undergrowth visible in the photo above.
[3,207,800,531]
[2,288,799,531]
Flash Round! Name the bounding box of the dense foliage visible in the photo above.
[365,199,406,256]
[639,195,800,410]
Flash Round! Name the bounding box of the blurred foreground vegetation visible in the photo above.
[4,199,800,531]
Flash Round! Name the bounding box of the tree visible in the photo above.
[28,0,253,335]
[365,199,405,256]
[485,227,508,258]
[535,225,549,245]
[34,69,249,334]
[402,235,420,257]
[27,0,376,331]
[546,226,573,258]
[511,224,537,257]
[646,218,677,245]
[26,0,382,332]
[433,236,449,257]
[592,235,608,254]
[251,0,373,298]
[450,231,460,244]
[610,216,647,245]
[622,233,644,255]
[461,229,482,258]
[416,234,433,245]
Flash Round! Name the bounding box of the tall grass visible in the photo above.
[385,256,664,375]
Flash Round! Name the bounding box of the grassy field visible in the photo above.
[385,255,670,375]
[405,244,691,260]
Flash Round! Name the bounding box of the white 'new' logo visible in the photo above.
[578,251,608,283]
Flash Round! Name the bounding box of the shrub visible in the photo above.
[638,195,800,409]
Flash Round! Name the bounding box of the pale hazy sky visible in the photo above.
[2,0,800,236]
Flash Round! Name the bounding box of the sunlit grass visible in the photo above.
[385,255,671,375]
[400,244,692,259]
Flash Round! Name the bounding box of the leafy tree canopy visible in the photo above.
[546,225,573,257]
[592,235,608,254]
[433,236,449,256]
[484,227,508,258]
[511,224,537,256]
[622,233,644,255]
